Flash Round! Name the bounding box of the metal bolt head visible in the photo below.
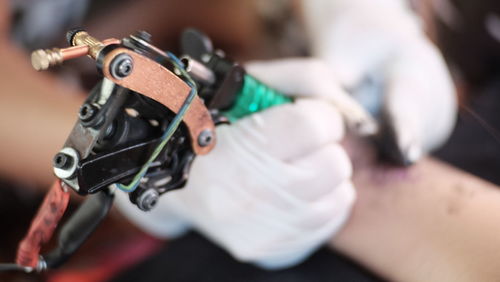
[137,189,160,211]
[79,103,97,122]
[53,147,79,180]
[53,153,74,169]
[118,59,133,75]
[110,54,134,79]
[198,129,214,147]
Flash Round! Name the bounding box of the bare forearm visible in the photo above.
[0,44,84,186]
[331,156,500,281]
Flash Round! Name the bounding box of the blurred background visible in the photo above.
[1,0,500,281]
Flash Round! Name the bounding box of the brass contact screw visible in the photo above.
[31,49,63,71]
[30,29,120,71]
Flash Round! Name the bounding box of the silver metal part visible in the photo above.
[181,56,216,85]
[22,266,34,273]
[35,256,47,273]
[109,53,134,79]
[53,147,79,180]
[137,189,160,211]
[98,78,116,104]
[153,176,172,187]
[198,129,214,147]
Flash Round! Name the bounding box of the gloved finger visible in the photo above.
[217,179,356,270]
[181,142,352,229]
[305,9,393,91]
[185,176,356,270]
[245,58,377,135]
[256,144,355,247]
[383,40,457,163]
[229,98,344,161]
[287,143,352,203]
[223,143,353,224]
[252,181,356,265]
[263,144,354,236]
[302,0,422,90]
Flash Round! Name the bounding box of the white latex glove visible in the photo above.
[303,0,457,164]
[116,58,358,269]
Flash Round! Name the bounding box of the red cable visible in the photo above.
[16,180,70,268]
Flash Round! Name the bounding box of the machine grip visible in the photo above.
[16,180,70,268]
[223,75,292,121]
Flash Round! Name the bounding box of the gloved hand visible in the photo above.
[116,58,358,269]
[302,0,457,164]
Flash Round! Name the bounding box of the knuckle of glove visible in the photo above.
[289,143,352,202]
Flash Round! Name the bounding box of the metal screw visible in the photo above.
[198,129,214,147]
[31,48,63,71]
[79,103,97,122]
[53,153,74,169]
[53,147,79,180]
[137,189,160,211]
[36,256,47,273]
[110,54,134,79]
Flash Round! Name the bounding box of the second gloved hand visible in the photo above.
[116,58,357,269]
[303,0,457,165]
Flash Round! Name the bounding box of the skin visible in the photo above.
[0,43,84,186]
[0,0,84,186]
[331,137,500,281]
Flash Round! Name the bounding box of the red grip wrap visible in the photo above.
[16,180,70,268]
